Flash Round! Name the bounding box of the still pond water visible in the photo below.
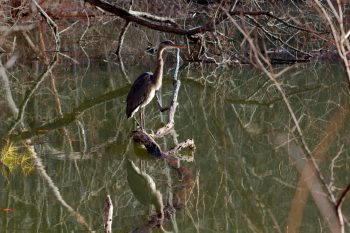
[1,62,350,233]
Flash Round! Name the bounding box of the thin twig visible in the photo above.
[116,21,131,83]
[229,11,323,35]
[246,15,312,57]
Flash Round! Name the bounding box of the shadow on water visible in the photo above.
[1,62,350,233]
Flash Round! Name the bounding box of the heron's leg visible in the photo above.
[133,115,141,130]
[140,107,145,130]
[156,91,162,108]
[156,91,169,112]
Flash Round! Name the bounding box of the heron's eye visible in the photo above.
[160,40,174,46]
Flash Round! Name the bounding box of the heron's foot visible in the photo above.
[133,117,143,130]
[134,121,145,132]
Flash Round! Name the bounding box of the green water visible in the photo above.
[1,63,349,233]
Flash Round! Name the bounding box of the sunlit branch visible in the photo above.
[104,195,113,233]
[77,120,87,154]
[166,139,196,160]
[154,48,181,137]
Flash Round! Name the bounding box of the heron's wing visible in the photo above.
[126,72,154,118]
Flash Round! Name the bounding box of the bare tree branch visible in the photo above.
[85,0,212,35]
[116,21,131,83]
[8,85,129,141]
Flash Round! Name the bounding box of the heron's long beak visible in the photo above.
[173,44,186,49]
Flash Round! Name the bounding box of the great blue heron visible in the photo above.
[126,40,185,130]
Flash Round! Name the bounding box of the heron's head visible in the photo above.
[158,40,186,51]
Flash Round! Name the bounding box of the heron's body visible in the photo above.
[126,72,156,118]
[126,41,184,129]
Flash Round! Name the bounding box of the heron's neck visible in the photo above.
[153,49,164,90]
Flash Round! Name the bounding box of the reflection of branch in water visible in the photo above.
[131,157,195,233]
[37,16,74,153]
[6,0,60,136]
[281,101,350,233]
[224,8,343,233]
[184,77,321,107]
[130,129,195,231]
[273,133,341,233]
[9,85,130,141]
[27,144,92,231]
[76,120,87,154]
[0,56,19,119]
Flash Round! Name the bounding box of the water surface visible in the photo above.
[1,62,349,233]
